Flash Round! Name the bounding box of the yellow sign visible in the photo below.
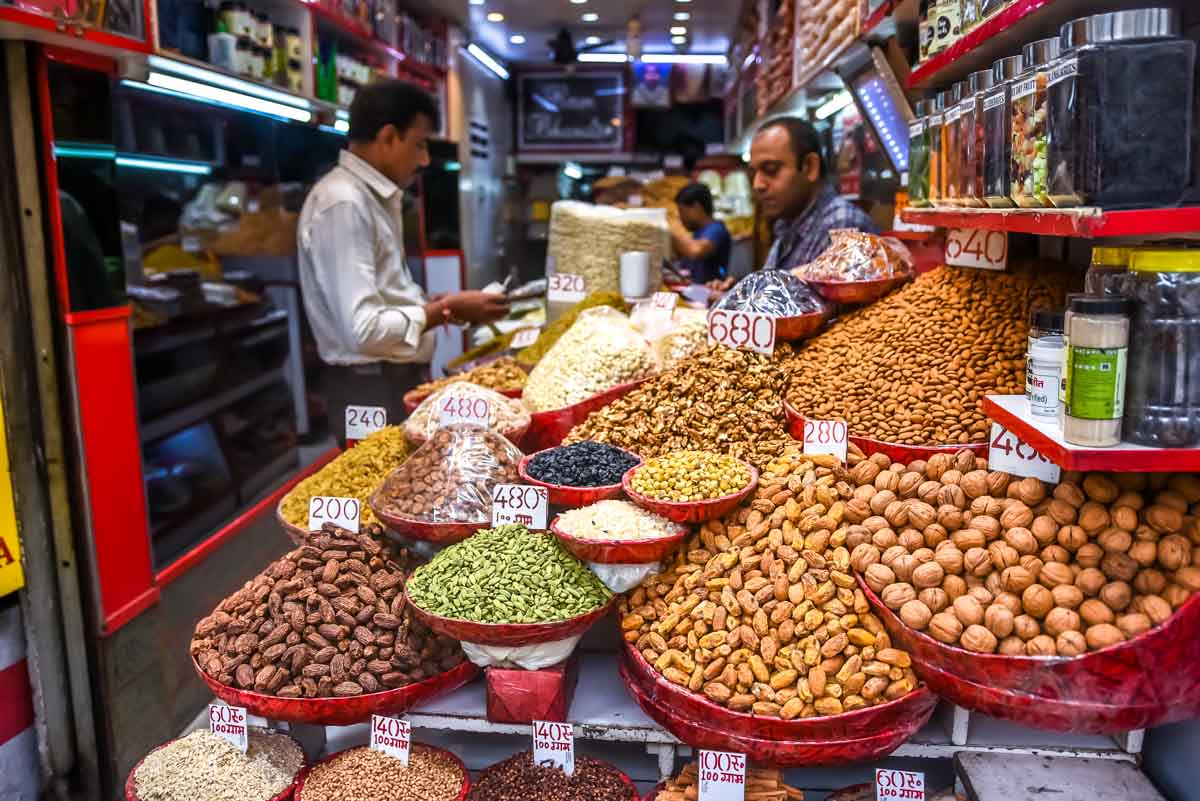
[0,397,24,596]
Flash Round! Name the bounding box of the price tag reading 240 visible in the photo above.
[707,309,776,356]
[988,423,1061,483]
[345,405,387,442]
[532,720,574,775]
[945,228,1008,271]
[492,484,549,530]
[803,418,848,464]
[308,496,361,533]
[547,273,587,303]
[439,395,490,428]
[698,750,746,801]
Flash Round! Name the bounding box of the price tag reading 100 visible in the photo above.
[698,750,746,801]
[707,309,776,356]
[491,484,549,530]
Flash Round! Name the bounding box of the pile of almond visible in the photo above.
[849,451,1199,656]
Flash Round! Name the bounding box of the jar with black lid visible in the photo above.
[1010,37,1060,207]
[1047,8,1194,208]
[908,99,934,207]
[982,55,1022,207]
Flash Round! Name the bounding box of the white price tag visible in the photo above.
[628,193,644,207]
[307,496,361,533]
[945,228,1008,271]
[438,395,491,428]
[698,750,746,801]
[547,273,588,303]
[370,715,411,765]
[208,704,248,753]
[511,326,541,349]
[532,720,574,775]
[650,291,677,313]
[181,236,201,253]
[345,405,387,442]
[491,484,549,530]
[803,418,848,464]
[876,769,925,801]
[707,309,776,356]
[988,423,1061,483]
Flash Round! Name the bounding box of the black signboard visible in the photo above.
[517,71,625,151]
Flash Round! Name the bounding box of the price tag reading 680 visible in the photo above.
[707,309,776,356]
[491,484,549,530]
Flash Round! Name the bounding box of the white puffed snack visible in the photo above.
[556,500,686,541]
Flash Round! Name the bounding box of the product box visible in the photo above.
[485,655,580,724]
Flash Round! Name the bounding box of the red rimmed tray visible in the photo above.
[806,276,910,305]
[621,641,937,742]
[126,735,306,801]
[860,577,1200,733]
[550,517,688,565]
[782,399,990,463]
[618,656,933,767]
[524,378,651,452]
[296,744,470,801]
[406,594,616,647]
[277,502,311,547]
[193,657,479,726]
[622,462,758,525]
[404,385,523,415]
[518,446,642,508]
[775,307,832,341]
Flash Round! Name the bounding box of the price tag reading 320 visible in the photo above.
[491,484,549,530]
[439,395,490,428]
[803,418,848,464]
[988,423,1061,483]
[707,309,776,356]
[698,750,745,801]
[308,496,361,533]
[532,720,574,775]
[345,405,387,442]
[945,228,1008,271]
[876,769,925,801]
[208,704,248,753]
[547,273,587,303]
[370,715,411,766]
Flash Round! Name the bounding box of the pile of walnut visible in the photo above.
[191,525,465,698]
[850,450,1200,656]
[620,447,919,720]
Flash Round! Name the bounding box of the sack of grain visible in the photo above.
[547,201,669,296]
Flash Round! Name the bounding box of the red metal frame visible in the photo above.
[908,0,1055,88]
[900,206,1200,239]
[862,1,892,38]
[0,2,152,55]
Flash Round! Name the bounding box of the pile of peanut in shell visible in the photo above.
[298,746,465,801]
[620,447,919,720]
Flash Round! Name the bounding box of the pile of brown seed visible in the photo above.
[133,729,303,801]
[466,752,633,801]
[298,746,465,801]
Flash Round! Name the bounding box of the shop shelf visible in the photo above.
[0,6,151,55]
[308,1,444,77]
[900,205,1200,239]
[141,367,285,442]
[983,394,1200,472]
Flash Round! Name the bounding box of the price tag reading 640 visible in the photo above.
[492,484,549,530]
[945,228,1008,271]
[707,309,776,356]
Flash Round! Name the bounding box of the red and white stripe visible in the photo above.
[0,602,39,800]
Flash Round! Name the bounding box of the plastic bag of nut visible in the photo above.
[404,381,531,448]
[793,229,914,283]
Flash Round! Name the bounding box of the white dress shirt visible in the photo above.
[298,150,436,366]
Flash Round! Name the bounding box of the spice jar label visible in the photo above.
[491,484,549,530]
[803,418,848,464]
[908,120,925,137]
[698,750,746,801]
[439,395,491,428]
[532,720,574,776]
[308,496,361,533]
[1066,346,1127,420]
[983,90,1006,112]
[945,228,1008,271]
[208,704,248,753]
[1012,76,1038,101]
[928,113,943,126]
[1047,58,1078,87]
[511,326,542,349]
[707,309,776,356]
[369,715,411,766]
[548,273,588,303]
[345,405,387,442]
[988,423,1061,483]
[876,768,925,800]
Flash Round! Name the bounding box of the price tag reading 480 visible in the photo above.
[532,721,574,776]
[439,395,490,428]
[707,309,776,357]
[492,484,549,530]
[988,423,1061,483]
[308,496,361,533]
[698,750,746,801]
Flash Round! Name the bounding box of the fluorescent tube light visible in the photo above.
[116,155,213,175]
[147,55,311,110]
[815,90,853,120]
[140,73,312,122]
[578,52,629,63]
[563,163,583,180]
[333,119,350,133]
[466,43,509,80]
[640,53,726,65]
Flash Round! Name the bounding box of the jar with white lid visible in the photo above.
[1063,296,1131,446]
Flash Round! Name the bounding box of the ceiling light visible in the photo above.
[116,155,214,175]
[466,43,510,79]
[131,74,312,121]
[468,0,483,4]
[563,162,584,180]
[671,36,686,44]
[570,0,588,3]
[674,11,690,20]
[815,90,853,120]
[670,26,687,35]
[147,55,311,111]
[584,35,601,44]
[509,34,526,44]
[486,11,504,21]
[581,12,599,22]
[641,53,726,65]
[578,52,629,63]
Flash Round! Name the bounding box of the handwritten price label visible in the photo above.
[945,228,1008,271]
[532,720,574,775]
[491,484,549,530]
[548,273,587,303]
[209,704,248,753]
[439,395,491,428]
[876,769,924,801]
[698,750,746,801]
[370,715,411,765]
[988,423,1061,483]
[511,326,541,349]
[308,496,361,533]
[803,418,848,464]
[345,405,387,442]
[707,309,776,356]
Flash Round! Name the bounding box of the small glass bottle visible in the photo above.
[1010,37,1062,208]
[908,99,934,208]
[928,93,945,206]
[941,83,964,205]
[959,69,992,207]
[982,55,1023,207]
[1084,246,1130,296]
[1063,296,1131,447]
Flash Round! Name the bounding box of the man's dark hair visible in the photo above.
[348,80,439,143]
[675,182,715,217]
[758,117,825,177]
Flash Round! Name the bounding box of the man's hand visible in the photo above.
[706,277,736,293]
[444,291,510,324]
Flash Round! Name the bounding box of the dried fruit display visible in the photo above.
[652,762,804,801]
[619,447,919,720]
[279,427,408,529]
[466,752,634,801]
[190,525,465,698]
[795,0,860,88]
[546,201,668,297]
[131,729,304,801]
[410,357,527,397]
[298,745,466,801]
[404,382,530,447]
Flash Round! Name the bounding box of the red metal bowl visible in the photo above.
[126,735,306,801]
[549,517,688,565]
[523,378,651,452]
[621,461,758,525]
[193,656,479,727]
[277,502,311,547]
[774,307,832,341]
[404,385,524,415]
[860,576,1200,733]
[806,276,910,305]
[405,593,616,647]
[368,489,488,545]
[620,641,936,742]
[782,399,990,462]
[518,447,643,508]
[297,744,470,801]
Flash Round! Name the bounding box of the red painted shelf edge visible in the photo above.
[0,7,152,54]
[900,206,1200,239]
[863,1,892,36]
[907,0,1057,88]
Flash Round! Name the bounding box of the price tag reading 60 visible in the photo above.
[208,704,248,752]
[876,768,925,801]
[491,484,549,530]
[707,309,776,356]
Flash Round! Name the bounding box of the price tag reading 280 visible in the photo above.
[707,309,776,356]
[491,484,549,530]
[439,395,490,428]
[308,496,361,533]
[803,418,848,464]
[698,750,746,801]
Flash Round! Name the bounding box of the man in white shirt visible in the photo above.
[299,80,507,445]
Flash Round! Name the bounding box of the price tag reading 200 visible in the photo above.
[532,720,574,775]
[698,750,746,801]
[707,309,776,356]
[438,395,490,428]
[491,484,549,530]
[308,496,361,533]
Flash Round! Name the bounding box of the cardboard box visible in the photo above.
[485,654,580,724]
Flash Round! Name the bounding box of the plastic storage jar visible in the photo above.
[982,56,1022,208]
[1010,37,1061,208]
[927,94,945,206]
[1085,246,1130,296]
[1122,249,1200,448]
[1046,8,1194,209]
[959,69,993,207]
[1027,308,1065,396]
[1029,337,1065,418]
[1063,296,1131,447]
[907,100,934,207]
[940,83,964,206]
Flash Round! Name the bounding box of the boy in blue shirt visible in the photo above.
[669,183,732,286]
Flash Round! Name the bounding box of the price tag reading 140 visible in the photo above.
[308,496,361,533]
[988,423,1062,483]
[439,396,490,428]
[698,750,746,801]
[803,418,848,464]
[707,309,776,356]
[945,228,1008,272]
[532,720,574,775]
[345,405,387,442]
[492,484,549,530]
[370,715,411,766]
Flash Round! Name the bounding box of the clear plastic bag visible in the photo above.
[404,381,531,446]
[523,306,660,412]
[588,562,661,593]
[461,637,582,670]
[634,306,710,369]
[547,201,668,296]
[714,271,828,316]
[794,229,914,282]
